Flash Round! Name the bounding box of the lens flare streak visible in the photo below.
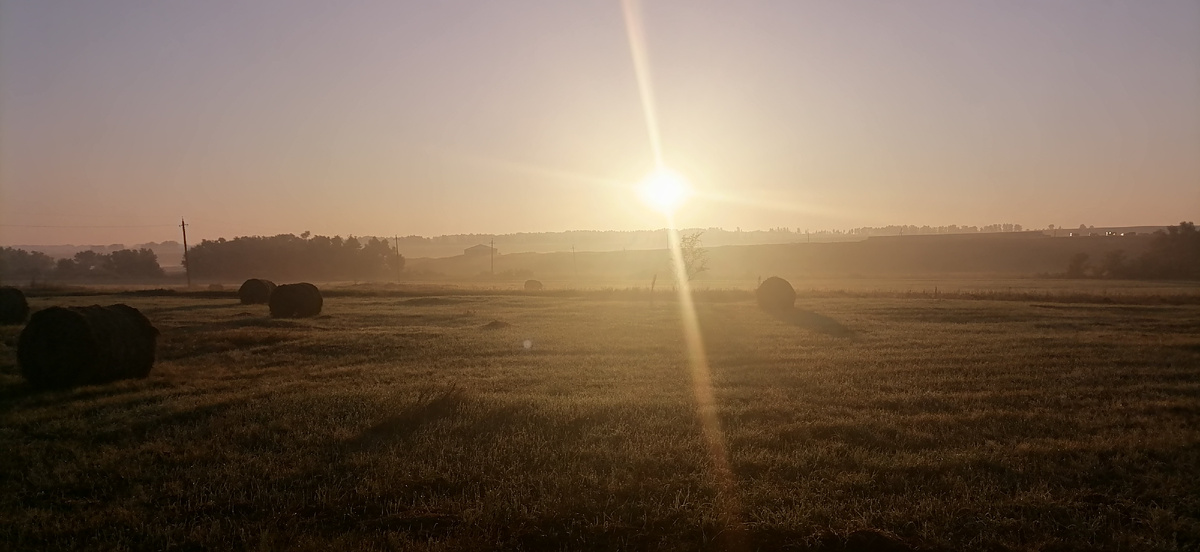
[620,0,664,167]
[666,218,743,528]
[621,0,742,533]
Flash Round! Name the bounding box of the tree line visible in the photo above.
[2,232,404,283]
[844,223,1025,236]
[1066,222,1199,279]
[185,233,404,281]
[0,247,164,282]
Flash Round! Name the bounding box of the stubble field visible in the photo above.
[1,287,1198,551]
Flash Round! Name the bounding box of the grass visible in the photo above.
[0,287,1197,550]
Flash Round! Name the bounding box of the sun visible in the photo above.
[637,167,693,215]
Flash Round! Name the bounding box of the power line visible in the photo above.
[0,223,177,228]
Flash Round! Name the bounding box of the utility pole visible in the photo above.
[490,238,495,277]
[394,235,401,281]
[180,218,191,288]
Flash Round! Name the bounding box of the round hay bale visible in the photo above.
[524,279,544,291]
[0,287,30,325]
[238,278,276,305]
[756,276,796,313]
[17,304,159,389]
[269,282,323,318]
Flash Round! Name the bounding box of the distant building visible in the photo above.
[464,244,497,256]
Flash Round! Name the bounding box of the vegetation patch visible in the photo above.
[0,289,1196,550]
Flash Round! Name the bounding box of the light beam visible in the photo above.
[620,0,742,538]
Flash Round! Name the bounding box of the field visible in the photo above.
[1,286,1198,551]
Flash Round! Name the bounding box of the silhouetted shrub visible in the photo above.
[269,283,323,318]
[524,279,544,291]
[756,276,796,313]
[0,287,29,325]
[18,304,159,389]
[238,278,276,304]
[1066,252,1090,279]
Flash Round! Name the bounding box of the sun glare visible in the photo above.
[637,167,692,215]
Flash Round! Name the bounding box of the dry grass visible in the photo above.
[0,289,1197,550]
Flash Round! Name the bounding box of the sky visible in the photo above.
[2,0,1198,246]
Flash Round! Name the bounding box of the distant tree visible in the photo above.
[72,250,105,274]
[1066,253,1090,278]
[1129,221,1199,279]
[1063,222,1199,280]
[1100,250,1128,279]
[679,230,708,281]
[54,258,78,279]
[106,248,165,279]
[51,248,164,280]
[0,247,55,283]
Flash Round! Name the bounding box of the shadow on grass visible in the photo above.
[753,529,921,552]
[146,303,237,313]
[158,329,301,361]
[347,386,468,450]
[507,523,920,552]
[403,297,478,306]
[0,377,174,410]
[203,317,309,330]
[769,308,855,338]
[85,397,242,445]
[1177,342,1200,354]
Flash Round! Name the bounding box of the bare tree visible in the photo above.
[679,230,708,281]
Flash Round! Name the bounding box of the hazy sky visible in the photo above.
[2,0,1198,245]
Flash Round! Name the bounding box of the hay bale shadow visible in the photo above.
[770,307,855,338]
[749,528,920,552]
[118,289,177,297]
[150,303,234,313]
[202,317,309,330]
[0,381,62,402]
[404,297,459,306]
[0,377,174,409]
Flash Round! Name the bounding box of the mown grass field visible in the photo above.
[1,287,1198,551]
